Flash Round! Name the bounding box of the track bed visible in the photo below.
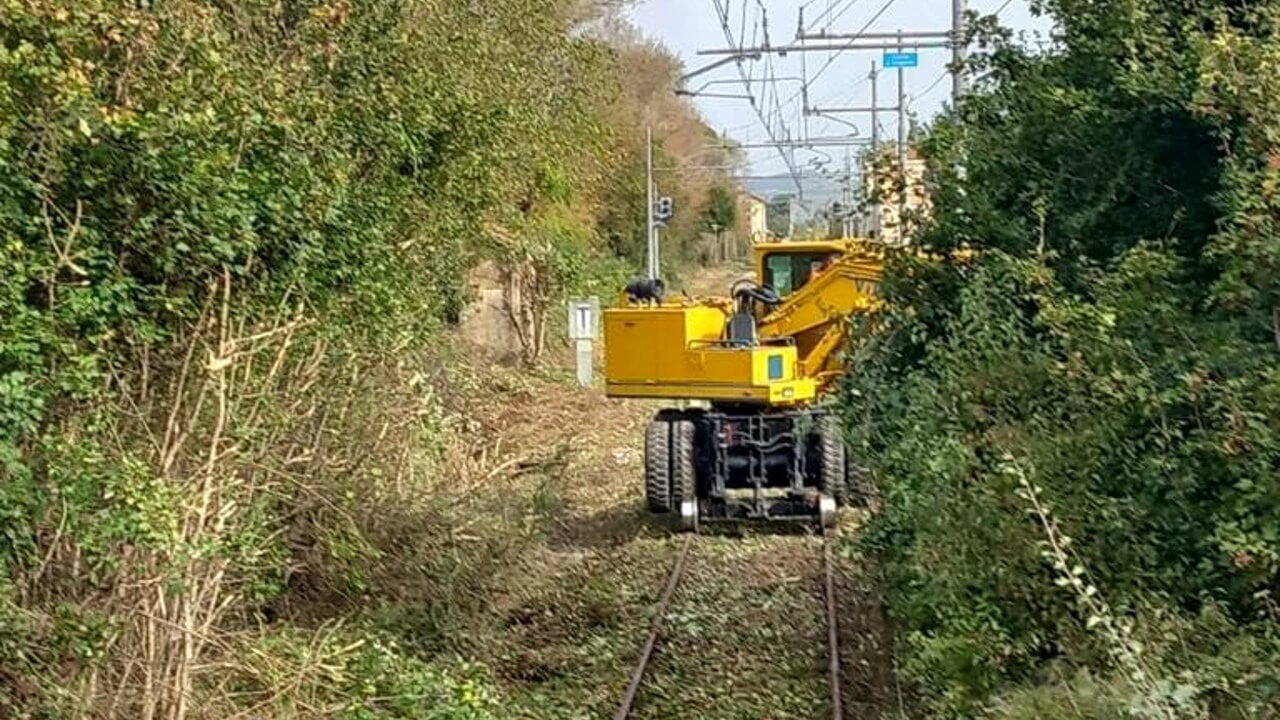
[616,533,843,720]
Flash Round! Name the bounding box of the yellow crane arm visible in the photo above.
[756,255,884,393]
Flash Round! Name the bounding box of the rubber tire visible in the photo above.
[815,414,848,507]
[670,417,697,506]
[644,417,673,513]
[670,416,698,532]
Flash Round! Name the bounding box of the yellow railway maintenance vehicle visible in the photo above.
[603,239,885,531]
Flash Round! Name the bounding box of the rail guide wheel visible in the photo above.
[679,498,699,533]
[817,494,837,532]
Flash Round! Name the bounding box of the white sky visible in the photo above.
[627,0,1050,186]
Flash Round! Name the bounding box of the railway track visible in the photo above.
[613,533,845,720]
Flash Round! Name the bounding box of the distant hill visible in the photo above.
[743,174,845,207]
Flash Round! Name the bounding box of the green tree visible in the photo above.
[0,0,661,717]
[702,183,738,234]
[766,195,793,238]
[697,183,739,263]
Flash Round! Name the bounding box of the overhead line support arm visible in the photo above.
[698,40,950,56]
[797,30,952,41]
[678,53,762,85]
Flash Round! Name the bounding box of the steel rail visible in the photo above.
[824,539,844,718]
[616,532,845,719]
[614,534,694,720]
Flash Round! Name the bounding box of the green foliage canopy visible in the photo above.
[843,1,1280,715]
[701,183,738,233]
[0,0,665,715]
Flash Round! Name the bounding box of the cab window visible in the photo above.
[762,252,837,298]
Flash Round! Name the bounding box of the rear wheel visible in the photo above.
[644,417,672,513]
[670,416,698,532]
[814,414,848,507]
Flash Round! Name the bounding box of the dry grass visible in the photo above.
[679,260,754,299]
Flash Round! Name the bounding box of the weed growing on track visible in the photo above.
[627,534,830,720]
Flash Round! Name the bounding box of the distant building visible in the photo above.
[738,192,768,243]
[863,146,930,246]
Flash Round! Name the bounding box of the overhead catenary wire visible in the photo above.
[709,0,807,196]
[787,0,901,106]
[810,74,873,111]
[817,0,866,34]
[803,0,861,35]
[762,0,905,156]
[698,0,1024,210]
[670,6,830,220]
[911,69,949,103]
[906,0,1017,107]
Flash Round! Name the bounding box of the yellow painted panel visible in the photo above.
[605,378,816,405]
[602,302,816,405]
[604,305,727,384]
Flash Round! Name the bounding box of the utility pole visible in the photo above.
[897,31,908,246]
[870,61,880,238]
[799,9,811,143]
[896,33,907,179]
[953,0,968,104]
[842,150,853,239]
[869,62,880,159]
[952,0,970,188]
[646,126,657,280]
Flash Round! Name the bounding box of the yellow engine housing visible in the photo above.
[603,302,817,405]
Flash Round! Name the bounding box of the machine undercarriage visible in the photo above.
[643,405,866,531]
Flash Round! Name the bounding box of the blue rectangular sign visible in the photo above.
[883,52,919,68]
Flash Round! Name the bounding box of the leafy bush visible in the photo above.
[847,252,1280,716]
[0,0,674,717]
[843,1,1280,715]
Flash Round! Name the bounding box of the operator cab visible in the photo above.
[760,247,842,299]
[721,242,848,348]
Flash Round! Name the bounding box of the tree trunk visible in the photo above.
[501,260,551,365]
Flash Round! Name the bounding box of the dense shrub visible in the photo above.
[847,252,1280,715]
[0,1,722,717]
[844,1,1280,716]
